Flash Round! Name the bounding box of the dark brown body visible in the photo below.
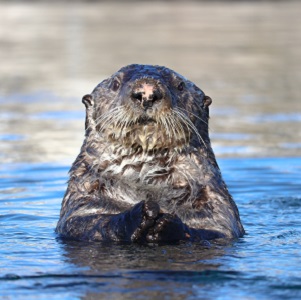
[56,64,244,243]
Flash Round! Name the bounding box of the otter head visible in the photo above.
[82,64,212,153]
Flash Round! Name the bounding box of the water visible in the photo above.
[1,1,301,299]
[1,158,300,299]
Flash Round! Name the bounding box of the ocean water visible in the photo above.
[1,1,301,299]
[0,158,300,299]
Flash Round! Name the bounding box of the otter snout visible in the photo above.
[131,82,164,110]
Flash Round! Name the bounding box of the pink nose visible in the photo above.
[141,84,155,100]
[131,83,163,108]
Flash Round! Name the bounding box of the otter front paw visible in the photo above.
[130,200,160,242]
[146,214,189,243]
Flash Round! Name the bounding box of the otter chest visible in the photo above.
[98,152,207,207]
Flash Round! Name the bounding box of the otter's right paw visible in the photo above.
[131,200,160,242]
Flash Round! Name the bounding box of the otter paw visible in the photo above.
[146,214,188,243]
[131,200,160,242]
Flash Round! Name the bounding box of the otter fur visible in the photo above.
[56,64,245,243]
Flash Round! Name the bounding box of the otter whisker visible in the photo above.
[177,106,213,136]
[121,110,137,132]
[174,109,207,148]
[115,111,127,129]
[96,110,122,130]
[168,113,181,142]
[169,113,182,145]
[171,111,188,140]
[170,112,187,144]
[118,109,142,139]
[97,107,126,132]
[116,109,129,130]
[177,107,208,126]
[180,116,205,147]
[161,113,173,140]
[94,106,124,126]
[85,106,123,132]
[98,114,118,132]
[168,113,181,139]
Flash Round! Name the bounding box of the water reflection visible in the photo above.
[60,240,225,272]
[57,239,232,299]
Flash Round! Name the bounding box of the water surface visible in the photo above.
[1,158,300,299]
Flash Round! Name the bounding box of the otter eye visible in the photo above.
[177,81,185,91]
[111,79,120,91]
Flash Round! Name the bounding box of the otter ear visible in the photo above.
[82,94,96,132]
[204,95,212,107]
[82,94,94,108]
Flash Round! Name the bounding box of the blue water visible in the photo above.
[0,157,300,299]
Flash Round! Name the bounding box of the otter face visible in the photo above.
[86,64,212,153]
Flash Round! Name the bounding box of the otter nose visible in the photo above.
[131,83,163,108]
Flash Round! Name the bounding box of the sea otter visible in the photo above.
[56,64,245,243]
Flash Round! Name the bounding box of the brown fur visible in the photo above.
[56,64,245,243]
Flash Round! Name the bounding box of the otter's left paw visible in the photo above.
[146,214,189,243]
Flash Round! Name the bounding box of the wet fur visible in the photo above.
[56,64,245,243]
